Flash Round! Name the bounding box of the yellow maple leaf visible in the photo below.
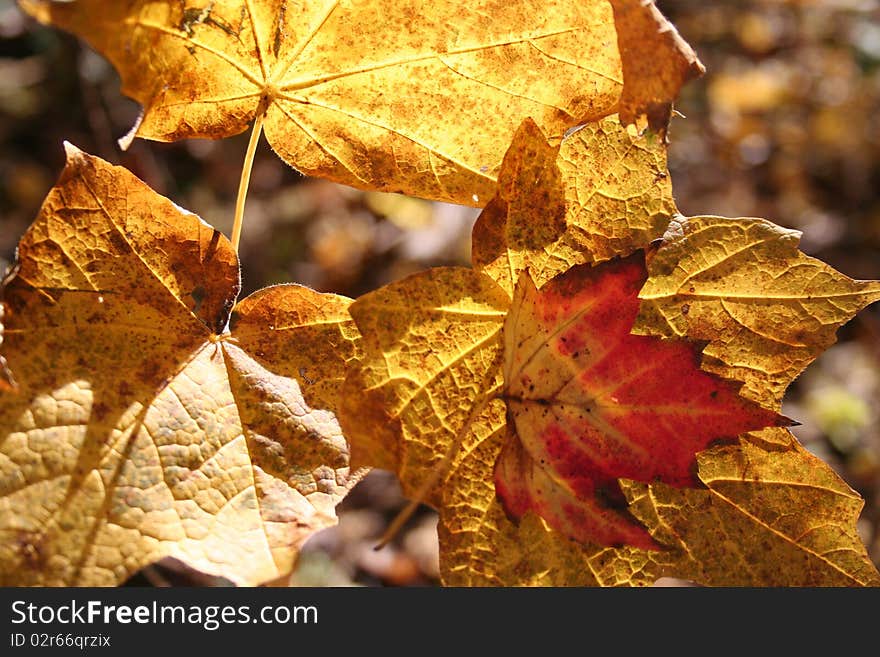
[0,145,361,586]
[635,215,880,407]
[18,0,701,205]
[340,117,880,586]
[621,439,880,586]
[472,116,675,295]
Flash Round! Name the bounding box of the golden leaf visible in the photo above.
[340,117,880,586]
[608,0,705,132]
[635,215,880,407]
[342,266,508,504]
[623,438,880,586]
[19,0,701,205]
[472,114,675,295]
[0,146,360,585]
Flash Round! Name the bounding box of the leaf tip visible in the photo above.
[62,141,84,161]
[517,116,542,134]
[0,358,17,393]
[60,141,91,181]
[118,112,143,151]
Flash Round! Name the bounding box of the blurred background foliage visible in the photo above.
[1,0,879,585]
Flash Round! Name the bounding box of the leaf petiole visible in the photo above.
[374,400,485,550]
[230,113,265,253]
[374,469,446,551]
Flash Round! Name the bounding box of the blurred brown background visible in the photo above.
[1,0,879,585]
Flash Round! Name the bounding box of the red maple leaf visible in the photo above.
[496,252,789,549]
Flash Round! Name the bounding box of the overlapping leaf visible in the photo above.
[497,254,787,550]
[343,114,671,505]
[19,0,701,205]
[472,115,675,294]
[340,117,880,586]
[622,439,880,586]
[609,0,705,131]
[0,146,361,586]
[635,215,880,407]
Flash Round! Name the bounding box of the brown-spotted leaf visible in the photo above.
[623,438,880,586]
[635,215,880,407]
[496,253,787,550]
[19,0,700,205]
[342,111,880,585]
[341,266,509,507]
[472,115,675,296]
[443,427,880,586]
[609,0,705,132]
[0,296,13,391]
[230,284,361,412]
[342,253,784,583]
[0,146,359,586]
[439,422,666,586]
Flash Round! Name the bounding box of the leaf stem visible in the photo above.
[230,113,265,253]
[374,401,485,550]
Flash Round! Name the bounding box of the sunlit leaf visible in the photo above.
[0,146,360,585]
[19,0,701,205]
[636,215,880,406]
[497,254,786,550]
[340,117,880,586]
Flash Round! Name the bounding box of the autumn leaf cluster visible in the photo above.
[1,0,879,587]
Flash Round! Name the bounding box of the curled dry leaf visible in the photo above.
[0,146,361,586]
[19,0,701,205]
[340,116,880,586]
[608,0,705,132]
